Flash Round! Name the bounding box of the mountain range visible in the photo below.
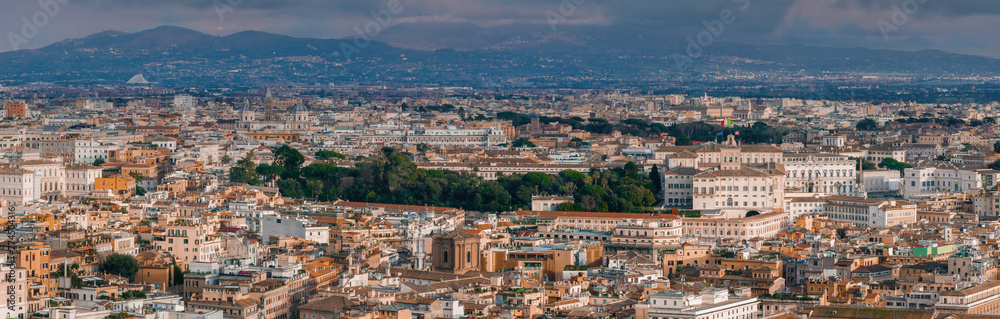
[2,24,998,89]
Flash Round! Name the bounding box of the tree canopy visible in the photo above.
[856,118,878,131]
[268,147,660,213]
[229,153,260,185]
[879,158,912,173]
[315,150,346,160]
[101,254,139,281]
[274,145,305,171]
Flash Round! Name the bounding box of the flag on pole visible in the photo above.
[720,119,731,126]
[716,131,724,136]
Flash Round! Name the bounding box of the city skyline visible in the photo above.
[3,0,1000,58]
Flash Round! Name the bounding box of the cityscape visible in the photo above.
[1,1,1000,319]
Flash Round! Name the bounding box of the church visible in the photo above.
[237,89,313,132]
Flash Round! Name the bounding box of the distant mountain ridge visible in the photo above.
[0,24,997,87]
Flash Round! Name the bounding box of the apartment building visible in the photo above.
[0,168,36,204]
[636,289,759,319]
[824,196,917,227]
[936,280,1000,314]
[153,220,223,267]
[681,212,789,241]
[902,166,997,199]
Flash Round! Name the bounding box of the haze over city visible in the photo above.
[0,1,999,319]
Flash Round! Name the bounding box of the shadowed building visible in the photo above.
[431,230,482,274]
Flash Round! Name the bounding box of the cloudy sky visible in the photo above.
[2,0,999,57]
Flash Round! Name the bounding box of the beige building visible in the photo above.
[824,196,917,228]
[681,212,789,241]
[691,136,786,215]
[153,219,223,267]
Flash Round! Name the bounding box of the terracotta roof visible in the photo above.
[810,306,935,319]
[333,200,458,212]
[516,210,678,220]
[297,295,352,313]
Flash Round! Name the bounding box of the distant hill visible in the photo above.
[1,24,998,88]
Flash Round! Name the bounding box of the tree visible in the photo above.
[278,179,305,198]
[879,158,912,172]
[674,134,693,146]
[306,180,324,199]
[624,162,639,179]
[101,254,139,281]
[229,154,260,185]
[649,165,662,196]
[856,119,878,131]
[559,170,589,185]
[221,155,232,164]
[993,141,1000,154]
[128,172,144,183]
[555,202,584,211]
[172,265,184,286]
[135,186,147,196]
[255,164,285,185]
[315,150,346,160]
[416,143,430,153]
[986,160,1000,170]
[274,145,305,171]
[92,158,106,166]
[854,157,877,170]
[511,138,536,148]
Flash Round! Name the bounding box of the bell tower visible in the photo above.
[720,135,741,170]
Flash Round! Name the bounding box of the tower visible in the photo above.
[431,230,482,274]
[530,115,541,135]
[720,135,741,170]
[263,87,276,121]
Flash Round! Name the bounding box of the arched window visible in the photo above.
[443,250,449,263]
[467,251,471,263]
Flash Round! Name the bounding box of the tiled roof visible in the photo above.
[516,210,678,220]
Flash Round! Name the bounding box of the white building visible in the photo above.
[691,136,785,215]
[663,167,698,208]
[260,214,330,244]
[151,137,177,151]
[824,196,917,228]
[783,194,826,221]
[21,159,65,201]
[637,289,759,319]
[360,125,508,148]
[782,153,861,196]
[860,147,907,163]
[0,168,35,204]
[73,139,119,164]
[863,169,901,197]
[173,94,195,108]
[657,139,783,169]
[65,164,103,197]
[821,135,846,148]
[901,166,999,199]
